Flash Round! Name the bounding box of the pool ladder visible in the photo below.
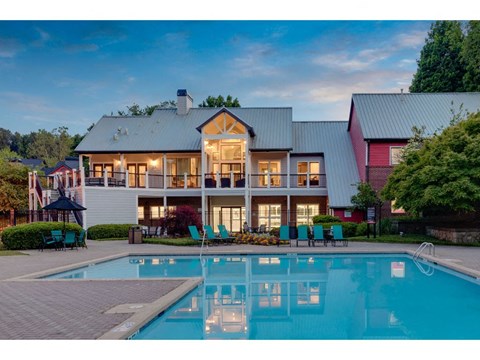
[199,231,208,258]
[413,242,435,260]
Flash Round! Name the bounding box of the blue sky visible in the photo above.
[0,19,433,135]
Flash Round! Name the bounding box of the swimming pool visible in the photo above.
[45,254,480,340]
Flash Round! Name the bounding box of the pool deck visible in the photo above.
[1,239,480,340]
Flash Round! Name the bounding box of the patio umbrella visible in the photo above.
[43,196,87,232]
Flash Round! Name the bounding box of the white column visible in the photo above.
[163,153,167,190]
[103,169,108,187]
[287,152,291,189]
[184,173,188,189]
[287,194,291,224]
[230,171,234,188]
[72,169,77,187]
[125,170,129,188]
[145,170,149,189]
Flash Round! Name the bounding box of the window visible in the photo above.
[296,204,319,225]
[391,200,405,214]
[138,206,144,220]
[344,210,352,218]
[150,206,176,219]
[258,204,281,229]
[258,161,281,187]
[92,163,113,177]
[390,147,404,165]
[297,161,320,186]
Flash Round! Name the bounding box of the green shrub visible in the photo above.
[312,215,341,224]
[317,222,357,238]
[269,227,280,237]
[380,218,393,235]
[355,222,368,236]
[87,224,136,240]
[1,222,82,250]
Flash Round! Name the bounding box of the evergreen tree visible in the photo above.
[410,21,465,92]
[461,21,480,91]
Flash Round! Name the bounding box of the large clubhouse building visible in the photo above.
[28,90,480,231]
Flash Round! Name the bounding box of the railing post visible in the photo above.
[306,171,310,188]
[125,170,129,188]
[104,169,108,187]
[184,173,188,189]
[145,170,149,189]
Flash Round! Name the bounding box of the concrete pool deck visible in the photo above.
[1,239,480,339]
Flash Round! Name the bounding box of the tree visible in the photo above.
[199,95,240,108]
[0,148,29,212]
[410,21,465,92]
[117,101,176,116]
[382,111,480,216]
[461,21,480,91]
[0,128,13,150]
[27,127,73,167]
[351,182,383,213]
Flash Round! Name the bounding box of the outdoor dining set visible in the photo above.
[40,229,87,251]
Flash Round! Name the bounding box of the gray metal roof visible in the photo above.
[293,121,359,208]
[351,93,480,140]
[75,107,292,153]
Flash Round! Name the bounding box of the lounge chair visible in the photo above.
[296,225,310,247]
[76,229,87,249]
[278,225,291,247]
[258,224,267,234]
[147,226,160,238]
[188,225,202,243]
[204,225,222,245]
[63,230,78,250]
[218,224,235,244]
[312,224,327,247]
[331,224,348,247]
[40,233,59,251]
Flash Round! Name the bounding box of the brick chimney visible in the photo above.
[176,89,193,115]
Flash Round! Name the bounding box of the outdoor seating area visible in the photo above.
[188,224,237,245]
[39,229,87,251]
[277,224,348,247]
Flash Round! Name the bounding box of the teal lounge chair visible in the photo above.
[188,225,204,244]
[278,225,291,247]
[218,224,235,244]
[296,225,310,247]
[331,224,348,247]
[312,224,326,247]
[51,230,64,248]
[204,225,221,245]
[63,230,78,250]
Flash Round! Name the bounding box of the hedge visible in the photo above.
[312,215,341,224]
[316,222,358,238]
[1,222,83,250]
[87,224,136,240]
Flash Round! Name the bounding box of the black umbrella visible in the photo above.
[43,196,87,232]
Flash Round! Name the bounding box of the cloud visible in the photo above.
[0,91,67,115]
[32,27,51,47]
[231,42,279,77]
[0,37,24,58]
[394,30,427,49]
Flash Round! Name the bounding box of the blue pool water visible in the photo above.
[45,254,480,340]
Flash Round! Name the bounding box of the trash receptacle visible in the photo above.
[288,221,297,239]
[129,226,143,244]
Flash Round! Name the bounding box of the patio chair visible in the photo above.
[76,229,87,249]
[312,224,327,247]
[204,225,222,245]
[258,224,267,234]
[63,230,78,250]
[40,233,59,251]
[147,226,160,238]
[50,230,64,248]
[331,224,348,247]
[278,225,291,247]
[296,225,310,247]
[218,224,235,244]
[188,225,216,246]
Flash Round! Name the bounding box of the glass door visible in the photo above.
[213,206,245,232]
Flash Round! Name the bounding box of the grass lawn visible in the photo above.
[0,241,28,256]
[143,237,199,246]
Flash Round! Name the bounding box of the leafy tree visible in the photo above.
[199,95,240,108]
[382,112,480,216]
[0,148,29,211]
[351,182,383,212]
[0,128,13,150]
[461,21,480,91]
[410,21,465,92]
[117,100,176,116]
[27,127,73,167]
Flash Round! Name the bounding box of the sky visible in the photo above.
[0,1,472,140]
[0,19,433,135]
